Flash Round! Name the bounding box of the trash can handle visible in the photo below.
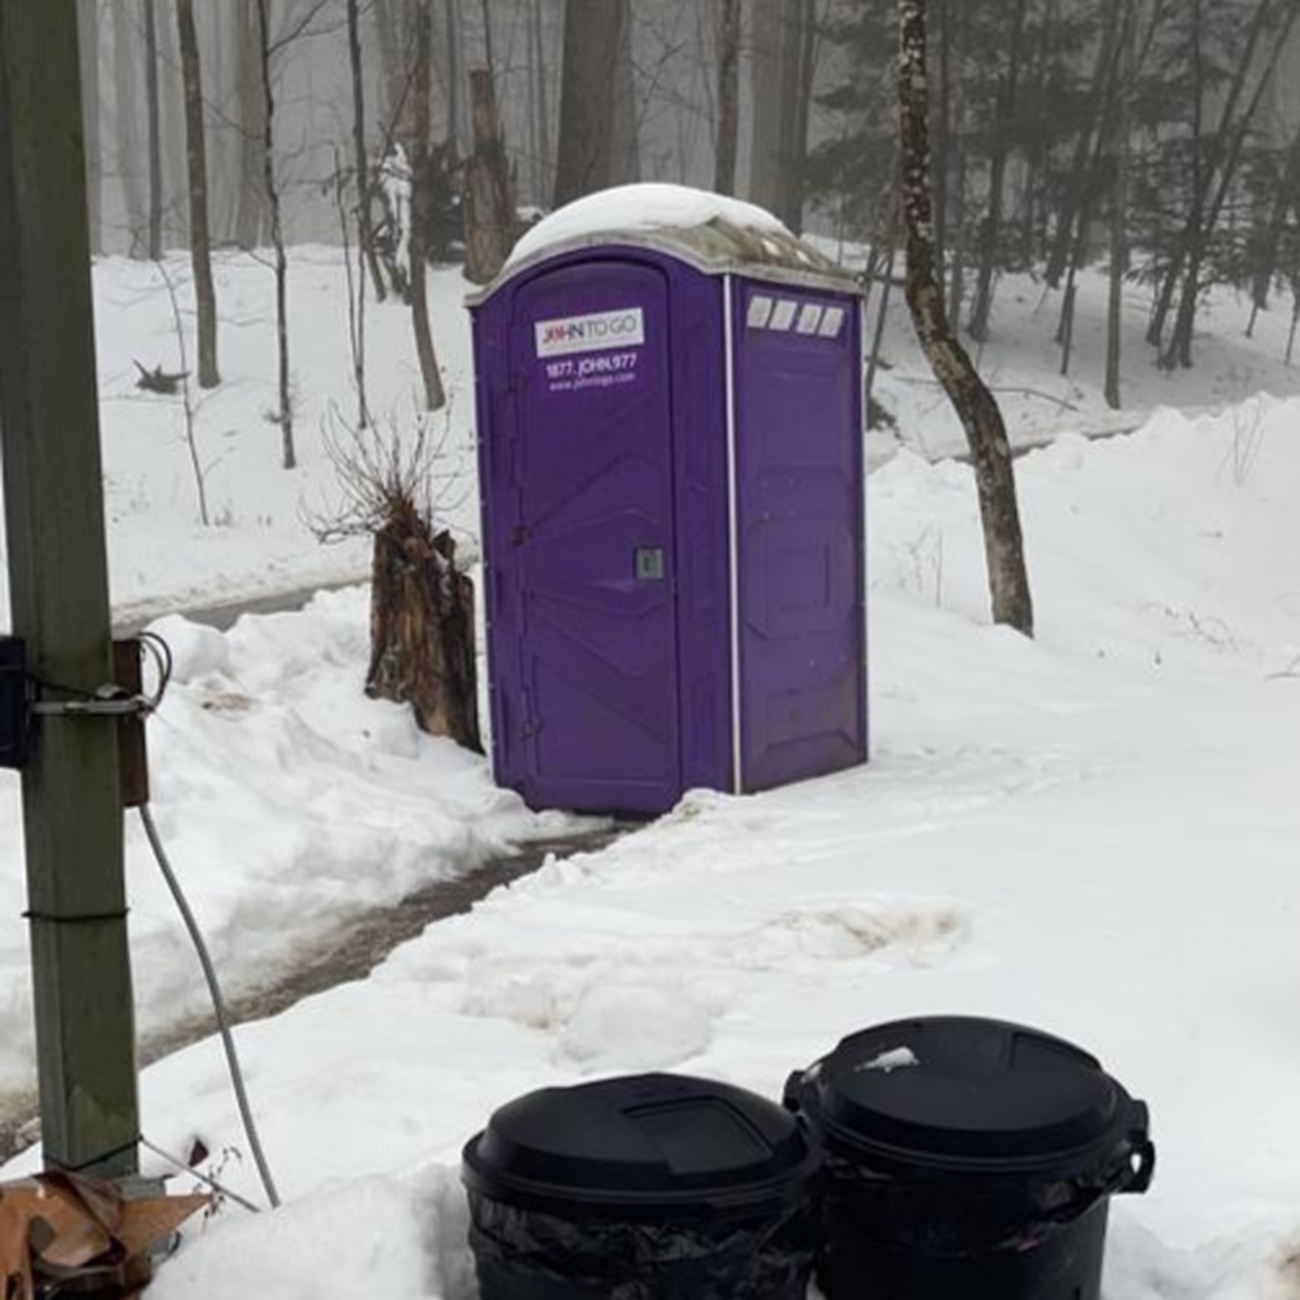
[1113,1099,1155,1194]
[1119,1131,1156,1194]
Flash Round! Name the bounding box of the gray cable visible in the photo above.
[138,803,282,1209]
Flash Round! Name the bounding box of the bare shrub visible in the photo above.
[309,412,480,751]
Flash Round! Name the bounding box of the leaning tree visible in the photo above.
[898,0,1034,636]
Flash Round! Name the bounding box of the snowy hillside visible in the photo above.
[4,245,1300,631]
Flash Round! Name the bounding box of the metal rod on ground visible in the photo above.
[0,1,141,1179]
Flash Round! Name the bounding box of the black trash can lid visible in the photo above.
[787,1017,1152,1181]
[462,1072,821,1220]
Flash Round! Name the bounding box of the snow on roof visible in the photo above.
[477,183,858,299]
[508,183,788,264]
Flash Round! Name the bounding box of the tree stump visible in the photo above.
[366,503,481,752]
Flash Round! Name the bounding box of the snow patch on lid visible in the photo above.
[507,182,792,268]
[857,1047,920,1074]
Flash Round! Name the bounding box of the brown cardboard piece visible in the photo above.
[0,1172,208,1299]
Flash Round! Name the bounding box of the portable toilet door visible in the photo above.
[481,255,687,815]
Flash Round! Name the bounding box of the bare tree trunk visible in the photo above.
[1057,64,1121,361]
[967,0,1029,342]
[1105,135,1128,408]
[553,0,628,206]
[529,0,553,203]
[1045,0,1123,288]
[785,0,818,232]
[610,0,640,186]
[79,0,103,255]
[411,0,448,410]
[346,4,375,427]
[113,3,147,258]
[714,0,741,196]
[1249,127,1300,328]
[1146,0,1210,349]
[348,0,388,306]
[445,0,462,156]
[899,0,1033,637]
[177,0,219,388]
[374,0,408,132]
[1162,0,1300,367]
[479,0,495,82]
[235,0,268,249]
[463,68,514,284]
[1149,0,1278,350]
[144,0,163,259]
[254,0,295,466]
[1017,4,1056,267]
[750,0,814,227]
[1059,282,1077,375]
[1288,262,1300,363]
[866,199,900,420]
[749,1,783,213]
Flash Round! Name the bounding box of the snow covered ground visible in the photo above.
[3,243,1300,1298]
[4,390,1299,1300]
[0,248,482,634]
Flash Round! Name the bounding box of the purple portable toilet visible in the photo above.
[471,184,867,815]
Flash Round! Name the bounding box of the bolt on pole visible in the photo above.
[0,0,141,1178]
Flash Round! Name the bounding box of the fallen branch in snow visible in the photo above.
[139,1136,263,1216]
[1266,653,1300,681]
[133,360,188,395]
[890,373,1082,412]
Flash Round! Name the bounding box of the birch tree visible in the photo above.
[898,0,1033,636]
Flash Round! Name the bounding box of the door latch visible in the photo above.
[634,548,665,581]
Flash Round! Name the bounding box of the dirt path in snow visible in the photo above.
[0,823,630,1163]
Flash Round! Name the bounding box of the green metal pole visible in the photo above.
[0,0,140,1178]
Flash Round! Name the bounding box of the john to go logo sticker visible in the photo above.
[535,307,646,358]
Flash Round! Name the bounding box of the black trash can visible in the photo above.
[462,1072,822,1300]
[784,1016,1155,1300]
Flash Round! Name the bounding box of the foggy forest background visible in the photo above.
[75,0,1300,386]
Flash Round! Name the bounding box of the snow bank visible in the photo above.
[507,182,789,267]
[150,1168,473,1300]
[0,587,570,1096]
[871,395,1300,672]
